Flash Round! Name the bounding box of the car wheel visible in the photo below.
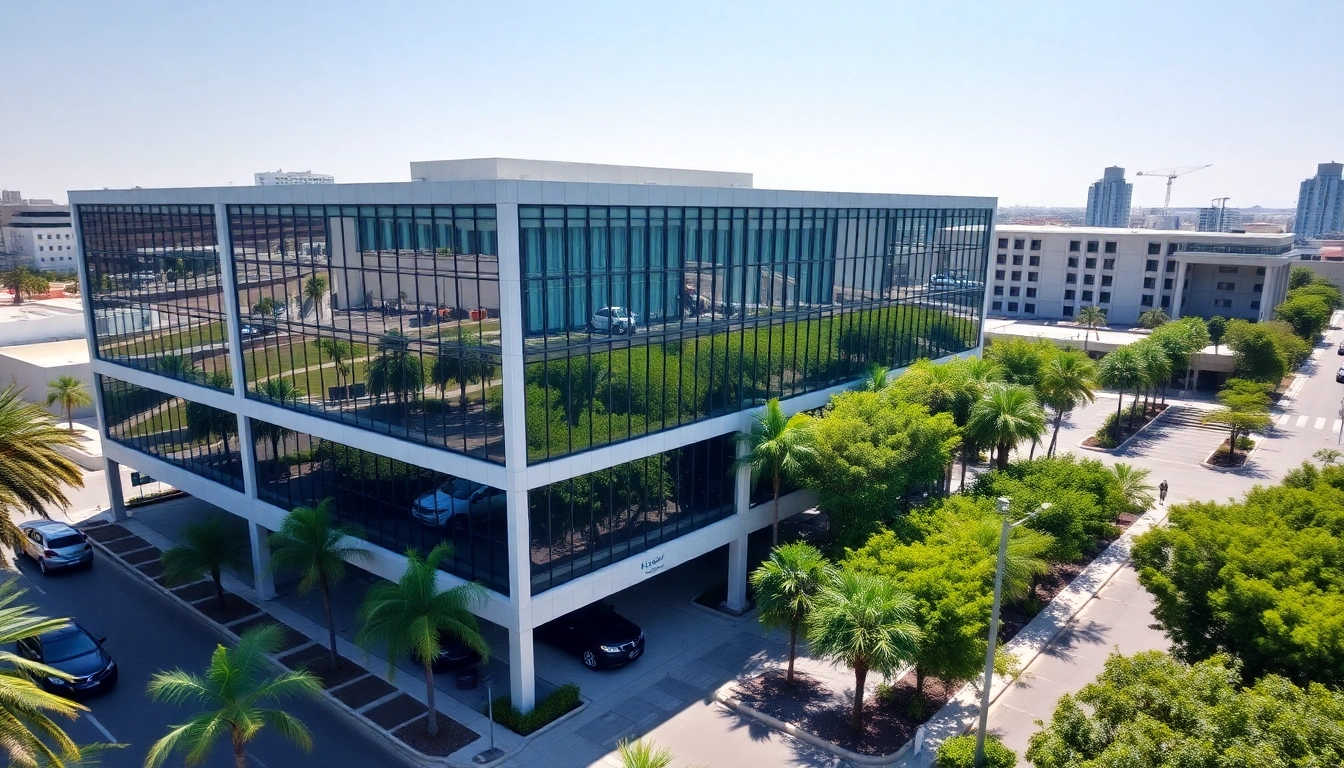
[582,650,598,669]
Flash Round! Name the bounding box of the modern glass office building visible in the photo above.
[73,159,995,708]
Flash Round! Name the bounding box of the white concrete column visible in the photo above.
[725,437,752,613]
[236,414,259,500]
[103,457,128,521]
[248,520,276,600]
[495,203,536,712]
[214,204,250,401]
[1171,259,1189,319]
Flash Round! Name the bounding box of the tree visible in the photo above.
[366,330,425,413]
[734,399,816,546]
[267,500,371,670]
[1288,264,1316,290]
[2,267,49,305]
[1206,315,1227,353]
[157,354,200,382]
[890,358,995,491]
[1096,346,1144,441]
[145,625,321,768]
[803,391,960,550]
[1037,349,1096,457]
[1131,471,1344,685]
[937,734,1018,768]
[303,274,328,323]
[751,542,835,685]
[1287,280,1344,311]
[807,569,920,733]
[1314,448,1342,467]
[43,376,91,432]
[429,334,496,417]
[252,379,301,467]
[1224,320,1290,383]
[1200,377,1273,460]
[0,384,82,560]
[0,580,95,768]
[357,543,488,736]
[317,338,355,392]
[251,295,279,317]
[1274,293,1332,340]
[616,739,675,768]
[161,515,249,609]
[1147,317,1209,392]
[983,337,1053,388]
[965,383,1046,470]
[1026,651,1344,768]
[1133,340,1171,415]
[1075,306,1107,350]
[1136,307,1170,329]
[1109,463,1154,516]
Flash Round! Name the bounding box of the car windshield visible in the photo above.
[450,479,479,500]
[42,631,97,663]
[46,534,83,549]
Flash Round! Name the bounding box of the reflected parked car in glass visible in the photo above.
[16,622,118,696]
[411,478,505,528]
[537,603,645,669]
[414,635,482,673]
[18,521,93,575]
[589,307,639,335]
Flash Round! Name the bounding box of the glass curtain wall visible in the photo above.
[528,434,735,594]
[521,206,991,462]
[250,419,509,594]
[100,376,244,491]
[80,205,231,389]
[229,205,504,462]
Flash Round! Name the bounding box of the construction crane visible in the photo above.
[1135,165,1212,219]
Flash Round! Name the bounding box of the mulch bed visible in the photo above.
[227,615,307,652]
[122,547,162,565]
[104,535,153,554]
[331,674,396,709]
[80,523,132,542]
[278,644,366,689]
[365,693,431,730]
[392,714,480,756]
[1207,439,1252,467]
[1082,404,1167,448]
[170,581,218,603]
[136,560,165,578]
[737,669,954,756]
[194,596,261,625]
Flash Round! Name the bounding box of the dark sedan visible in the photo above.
[16,622,118,696]
[415,635,482,674]
[538,603,644,669]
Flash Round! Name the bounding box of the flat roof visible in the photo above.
[0,297,83,322]
[0,338,90,367]
[410,158,754,189]
[985,318,1228,356]
[995,224,1293,243]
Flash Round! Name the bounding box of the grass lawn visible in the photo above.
[102,321,227,355]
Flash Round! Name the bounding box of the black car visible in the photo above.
[414,635,482,674]
[17,622,117,696]
[538,604,644,669]
[1337,342,1344,356]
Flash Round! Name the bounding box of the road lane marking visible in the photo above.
[1336,420,1342,433]
[1316,417,1327,429]
[85,713,115,743]
[1278,414,1291,426]
[1297,415,1309,427]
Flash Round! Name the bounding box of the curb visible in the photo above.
[1077,403,1172,453]
[1200,433,1263,473]
[714,683,911,766]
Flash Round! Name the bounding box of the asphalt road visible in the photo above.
[6,552,407,768]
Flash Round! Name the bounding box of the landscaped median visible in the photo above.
[77,517,556,767]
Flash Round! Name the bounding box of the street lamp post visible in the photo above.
[1337,398,1344,445]
[975,497,1051,768]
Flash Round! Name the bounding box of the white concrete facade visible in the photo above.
[988,225,1298,325]
[72,170,994,711]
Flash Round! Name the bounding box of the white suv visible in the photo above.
[590,307,639,335]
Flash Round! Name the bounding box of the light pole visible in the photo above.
[473,673,504,764]
[975,496,1051,768]
[1337,398,1343,445]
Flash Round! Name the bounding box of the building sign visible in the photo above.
[130,472,155,487]
[639,553,666,575]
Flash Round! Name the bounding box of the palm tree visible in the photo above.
[968,517,1053,603]
[750,542,834,686]
[0,385,82,557]
[267,500,371,670]
[145,624,321,768]
[733,399,816,546]
[1110,463,1155,516]
[157,354,200,382]
[366,330,425,414]
[357,543,488,737]
[0,580,91,767]
[807,569,920,733]
[317,338,355,393]
[430,334,496,415]
[161,515,248,609]
[1137,308,1170,329]
[954,357,1003,490]
[1096,346,1145,442]
[861,363,889,392]
[1037,350,1096,457]
[617,738,674,768]
[965,383,1046,470]
[2,267,50,305]
[252,379,301,468]
[44,376,92,432]
[1135,342,1172,417]
[1314,448,1343,467]
[303,274,328,323]
[1075,306,1107,351]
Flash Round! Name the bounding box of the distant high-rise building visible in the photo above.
[1,190,21,204]
[1198,205,1242,232]
[254,169,335,186]
[1085,166,1133,227]
[1294,162,1344,242]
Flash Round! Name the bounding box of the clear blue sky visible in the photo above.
[4,0,1340,208]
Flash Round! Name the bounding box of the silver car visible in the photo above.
[19,521,93,575]
[411,479,505,528]
[590,307,639,335]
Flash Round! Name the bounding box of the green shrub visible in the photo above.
[486,683,581,735]
[936,733,1017,767]
[1092,414,1119,449]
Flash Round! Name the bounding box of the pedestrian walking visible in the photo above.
[1159,480,1169,503]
